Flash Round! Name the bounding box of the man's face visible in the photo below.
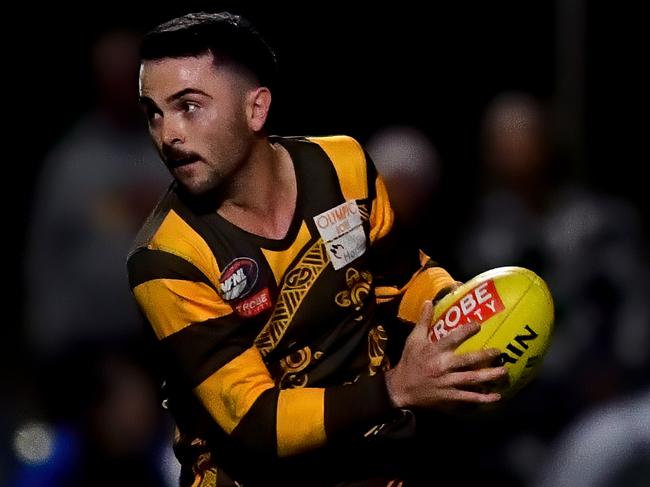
[139,53,254,195]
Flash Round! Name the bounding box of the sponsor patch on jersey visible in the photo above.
[314,200,366,270]
[235,288,272,318]
[218,257,259,301]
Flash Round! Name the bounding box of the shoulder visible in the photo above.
[305,135,366,168]
[305,134,364,153]
[127,185,221,286]
[304,135,372,201]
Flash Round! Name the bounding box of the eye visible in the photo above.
[145,109,162,124]
[182,101,200,113]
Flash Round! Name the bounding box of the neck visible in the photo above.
[217,137,297,239]
[220,136,277,210]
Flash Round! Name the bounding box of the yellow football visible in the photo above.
[429,266,554,399]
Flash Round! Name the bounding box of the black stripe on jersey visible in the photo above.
[369,218,422,288]
[364,149,422,288]
[324,374,394,442]
[127,248,215,290]
[161,316,257,388]
[230,387,279,457]
[282,137,345,221]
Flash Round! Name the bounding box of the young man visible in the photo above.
[128,11,506,486]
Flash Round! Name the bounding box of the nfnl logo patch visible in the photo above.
[431,280,505,341]
[219,258,259,301]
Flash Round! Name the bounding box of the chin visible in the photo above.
[180,181,212,196]
[179,175,222,197]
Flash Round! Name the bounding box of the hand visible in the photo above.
[385,300,506,409]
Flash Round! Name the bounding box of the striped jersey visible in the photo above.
[127,135,455,485]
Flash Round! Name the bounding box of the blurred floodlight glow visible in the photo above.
[12,421,54,465]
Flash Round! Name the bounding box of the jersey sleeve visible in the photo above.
[127,247,395,459]
[306,134,456,325]
[365,150,457,325]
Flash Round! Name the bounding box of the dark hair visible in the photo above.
[140,12,278,89]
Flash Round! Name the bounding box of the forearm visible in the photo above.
[200,368,395,459]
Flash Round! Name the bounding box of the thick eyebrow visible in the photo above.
[165,88,212,103]
[138,88,213,109]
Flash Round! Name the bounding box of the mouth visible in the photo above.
[168,155,201,169]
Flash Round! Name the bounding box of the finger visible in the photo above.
[437,322,481,350]
[450,348,501,370]
[441,388,502,404]
[413,300,434,339]
[439,366,507,387]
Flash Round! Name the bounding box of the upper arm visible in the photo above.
[128,247,277,423]
[364,147,456,323]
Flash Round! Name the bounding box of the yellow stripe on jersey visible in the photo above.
[369,176,394,243]
[194,347,275,434]
[276,387,326,457]
[375,285,401,303]
[149,210,220,286]
[398,267,455,324]
[308,136,369,201]
[374,249,456,321]
[261,221,312,285]
[133,279,232,339]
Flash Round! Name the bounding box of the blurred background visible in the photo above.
[3,1,648,486]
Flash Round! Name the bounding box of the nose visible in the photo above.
[161,118,185,147]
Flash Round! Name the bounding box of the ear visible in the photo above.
[246,87,272,133]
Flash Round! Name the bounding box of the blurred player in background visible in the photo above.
[17,27,173,487]
[454,91,649,483]
[25,28,170,356]
[365,125,440,229]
